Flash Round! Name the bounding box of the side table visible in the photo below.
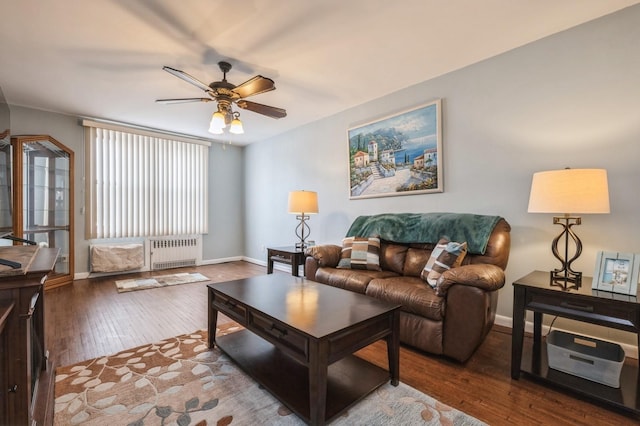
[512,270,640,416]
[267,246,306,277]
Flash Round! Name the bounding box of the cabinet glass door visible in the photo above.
[12,135,74,288]
[0,132,11,237]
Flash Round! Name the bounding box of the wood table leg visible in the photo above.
[511,286,526,379]
[267,249,274,274]
[207,289,218,349]
[308,339,329,425]
[387,310,400,386]
[533,311,542,347]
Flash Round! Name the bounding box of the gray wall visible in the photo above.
[244,6,640,347]
[10,106,245,272]
[205,142,245,260]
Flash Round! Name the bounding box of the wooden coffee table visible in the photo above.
[208,274,401,425]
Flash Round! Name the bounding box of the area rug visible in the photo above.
[115,272,210,293]
[53,324,486,425]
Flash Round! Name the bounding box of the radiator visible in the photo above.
[149,235,202,271]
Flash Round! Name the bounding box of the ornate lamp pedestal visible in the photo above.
[550,215,582,290]
[294,213,310,251]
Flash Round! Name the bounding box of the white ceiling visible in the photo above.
[1,0,638,145]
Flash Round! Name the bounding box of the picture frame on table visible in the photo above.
[592,251,640,295]
[347,99,443,200]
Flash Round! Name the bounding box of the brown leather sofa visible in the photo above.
[304,214,511,362]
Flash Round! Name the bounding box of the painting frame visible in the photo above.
[347,99,443,200]
[592,251,639,295]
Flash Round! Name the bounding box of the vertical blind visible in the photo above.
[84,121,209,239]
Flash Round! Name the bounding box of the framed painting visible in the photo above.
[348,99,443,200]
[592,251,639,295]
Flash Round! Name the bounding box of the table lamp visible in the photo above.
[528,168,610,290]
[288,190,318,250]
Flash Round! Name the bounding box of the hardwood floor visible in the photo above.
[44,261,638,425]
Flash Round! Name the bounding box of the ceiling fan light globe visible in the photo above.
[229,118,244,134]
[208,114,224,134]
[211,111,226,129]
[208,124,224,134]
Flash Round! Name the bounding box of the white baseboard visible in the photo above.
[243,256,264,267]
[200,256,244,265]
[495,314,638,359]
[74,272,90,280]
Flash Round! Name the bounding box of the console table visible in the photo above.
[512,270,640,416]
[267,246,305,276]
[0,246,59,426]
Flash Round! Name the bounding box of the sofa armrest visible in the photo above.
[436,264,505,297]
[305,244,342,266]
[304,245,342,280]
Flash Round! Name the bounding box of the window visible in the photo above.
[84,120,209,239]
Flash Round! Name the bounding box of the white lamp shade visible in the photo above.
[288,190,319,214]
[528,168,610,214]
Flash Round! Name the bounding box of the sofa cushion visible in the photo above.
[336,236,382,271]
[421,238,467,287]
[403,247,432,277]
[315,267,398,294]
[366,276,445,321]
[379,242,408,275]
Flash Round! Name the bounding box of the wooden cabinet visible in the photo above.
[11,135,74,289]
[0,246,58,425]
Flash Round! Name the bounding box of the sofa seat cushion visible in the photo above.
[315,267,398,294]
[365,276,445,321]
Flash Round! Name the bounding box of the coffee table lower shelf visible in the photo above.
[216,329,390,424]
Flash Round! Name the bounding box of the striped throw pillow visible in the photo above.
[336,236,382,271]
[421,238,467,288]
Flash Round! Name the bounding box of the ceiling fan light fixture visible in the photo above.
[208,123,223,134]
[158,62,286,137]
[229,112,244,134]
[210,110,226,129]
[208,113,225,134]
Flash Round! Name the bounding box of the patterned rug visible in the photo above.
[53,324,486,425]
[114,272,210,293]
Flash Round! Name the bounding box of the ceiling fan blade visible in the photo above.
[236,100,287,119]
[232,75,275,99]
[156,98,213,104]
[162,66,212,93]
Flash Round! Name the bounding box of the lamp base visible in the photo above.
[549,215,583,291]
[550,270,581,290]
[294,214,311,253]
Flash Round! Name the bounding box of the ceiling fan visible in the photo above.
[156,61,286,134]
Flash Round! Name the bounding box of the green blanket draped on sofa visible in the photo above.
[345,212,501,254]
